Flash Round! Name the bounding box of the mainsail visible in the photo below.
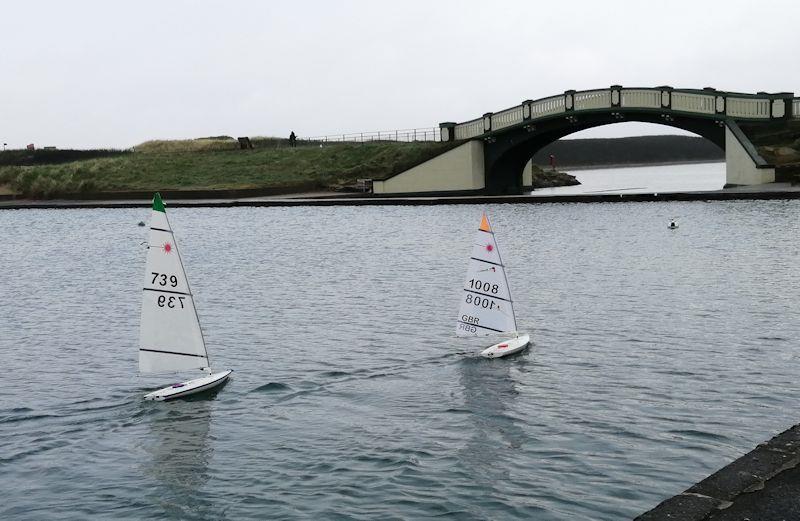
[139,193,210,373]
[456,213,517,337]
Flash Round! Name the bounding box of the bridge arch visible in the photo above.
[439,86,796,195]
[483,113,725,194]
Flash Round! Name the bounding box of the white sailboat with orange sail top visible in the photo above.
[456,212,530,358]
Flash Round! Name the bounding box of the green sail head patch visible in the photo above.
[152,192,166,212]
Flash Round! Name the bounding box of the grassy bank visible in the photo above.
[0,140,457,198]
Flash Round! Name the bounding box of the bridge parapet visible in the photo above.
[621,89,661,109]
[530,95,565,119]
[574,89,611,110]
[442,87,796,141]
[454,117,483,140]
[491,106,524,131]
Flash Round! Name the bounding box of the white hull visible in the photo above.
[480,334,530,359]
[144,369,232,401]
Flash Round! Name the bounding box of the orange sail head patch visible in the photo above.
[479,213,491,232]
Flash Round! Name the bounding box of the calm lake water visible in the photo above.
[2,165,800,520]
[533,161,725,196]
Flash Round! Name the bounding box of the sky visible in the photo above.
[1,0,798,149]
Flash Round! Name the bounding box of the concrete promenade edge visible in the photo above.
[2,183,800,210]
[636,423,800,520]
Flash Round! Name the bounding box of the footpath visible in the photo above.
[2,183,800,210]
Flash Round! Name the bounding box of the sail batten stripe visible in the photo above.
[458,321,505,333]
[463,288,511,302]
[143,288,192,296]
[470,257,503,267]
[478,229,494,235]
[140,348,207,358]
[150,227,173,233]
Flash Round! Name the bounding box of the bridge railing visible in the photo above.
[671,91,715,114]
[302,127,440,144]
[726,96,770,118]
[620,89,661,109]
[491,106,524,131]
[574,89,611,110]
[530,95,565,118]
[447,86,796,141]
[454,118,484,140]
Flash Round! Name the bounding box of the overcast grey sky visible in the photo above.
[1,0,798,149]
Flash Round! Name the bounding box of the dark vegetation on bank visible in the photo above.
[741,120,800,177]
[531,169,580,188]
[531,135,724,168]
[0,148,130,167]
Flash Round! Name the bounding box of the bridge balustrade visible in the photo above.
[727,97,771,119]
[454,118,484,140]
[491,106,524,131]
[447,87,795,141]
[671,92,716,114]
[574,90,612,110]
[530,95,565,118]
[620,89,661,109]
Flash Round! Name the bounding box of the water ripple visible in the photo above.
[1,199,800,519]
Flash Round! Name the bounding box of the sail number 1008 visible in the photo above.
[468,279,499,294]
[465,293,497,309]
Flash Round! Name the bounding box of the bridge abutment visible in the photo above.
[371,141,485,195]
[724,120,775,186]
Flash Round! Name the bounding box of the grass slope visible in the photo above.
[0,140,455,198]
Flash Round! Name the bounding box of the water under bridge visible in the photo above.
[372,86,800,195]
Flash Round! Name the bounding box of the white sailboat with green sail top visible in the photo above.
[456,212,530,358]
[139,193,232,400]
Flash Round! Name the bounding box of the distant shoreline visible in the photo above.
[541,159,725,172]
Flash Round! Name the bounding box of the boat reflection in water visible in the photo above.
[457,356,530,490]
[139,393,226,519]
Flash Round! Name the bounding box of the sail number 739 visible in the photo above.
[157,295,186,309]
[151,272,179,287]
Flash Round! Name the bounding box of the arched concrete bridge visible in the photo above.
[373,86,800,195]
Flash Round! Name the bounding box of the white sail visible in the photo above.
[456,213,518,337]
[139,193,210,373]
